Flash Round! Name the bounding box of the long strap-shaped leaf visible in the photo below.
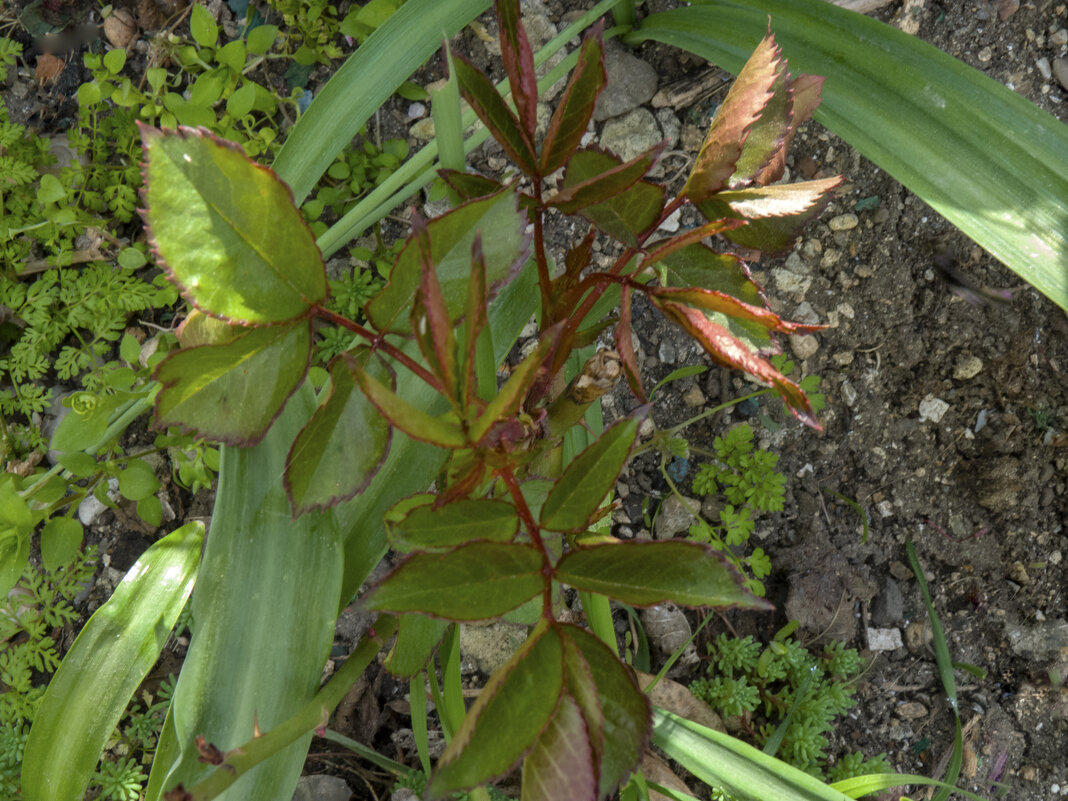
[145,385,343,801]
[271,0,492,205]
[632,0,1068,312]
[22,520,203,801]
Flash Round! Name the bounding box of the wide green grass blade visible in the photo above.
[22,521,203,801]
[271,0,492,205]
[633,0,1068,312]
[652,707,855,801]
[145,384,343,801]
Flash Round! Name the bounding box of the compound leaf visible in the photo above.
[560,148,664,248]
[451,52,537,174]
[140,125,326,324]
[562,624,650,798]
[540,23,606,175]
[521,692,596,801]
[549,143,665,215]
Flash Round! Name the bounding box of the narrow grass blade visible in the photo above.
[907,541,963,801]
[632,0,1068,311]
[271,0,492,204]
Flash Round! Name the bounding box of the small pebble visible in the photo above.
[658,339,677,365]
[876,500,894,518]
[897,701,928,720]
[409,118,436,140]
[1053,58,1068,92]
[682,384,706,407]
[1037,56,1053,80]
[1051,27,1068,46]
[905,620,933,654]
[833,351,855,367]
[828,213,858,231]
[658,207,682,233]
[1007,562,1030,584]
[407,101,427,119]
[953,354,983,380]
[978,46,993,62]
[841,379,857,407]
[789,333,819,359]
[918,394,950,423]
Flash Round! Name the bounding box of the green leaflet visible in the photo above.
[541,414,643,532]
[22,521,203,801]
[363,542,543,620]
[554,540,772,609]
[141,126,326,324]
[634,0,1068,312]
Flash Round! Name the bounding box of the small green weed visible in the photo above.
[690,628,890,783]
[684,422,780,596]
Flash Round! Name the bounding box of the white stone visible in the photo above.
[789,334,819,359]
[867,627,904,651]
[918,394,950,423]
[953,354,983,380]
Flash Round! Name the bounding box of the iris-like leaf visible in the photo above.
[366,189,530,334]
[554,540,772,609]
[154,320,311,445]
[386,497,519,552]
[540,23,607,175]
[363,541,543,620]
[22,521,202,801]
[560,148,665,248]
[681,33,780,203]
[285,349,392,513]
[428,621,563,797]
[140,125,326,324]
[541,412,645,532]
[655,299,817,427]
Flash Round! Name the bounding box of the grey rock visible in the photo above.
[599,107,662,163]
[594,41,658,121]
[871,578,904,626]
[1003,618,1068,659]
[658,339,677,365]
[461,621,528,675]
[655,108,681,149]
[654,494,699,539]
[292,775,351,801]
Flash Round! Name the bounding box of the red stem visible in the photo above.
[313,305,443,391]
[498,467,554,619]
